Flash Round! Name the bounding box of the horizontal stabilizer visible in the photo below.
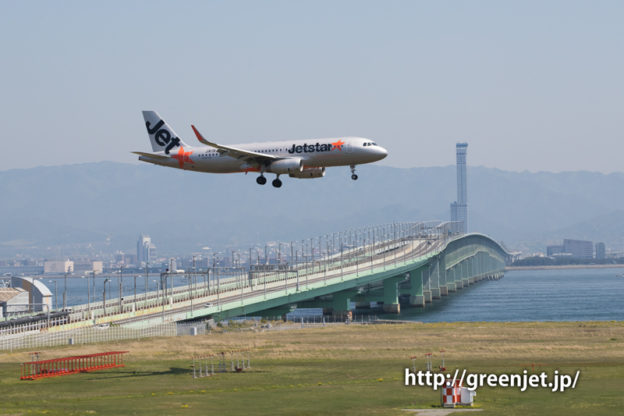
[132,151,170,161]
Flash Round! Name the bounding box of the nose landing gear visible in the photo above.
[256,175,267,185]
[350,165,358,180]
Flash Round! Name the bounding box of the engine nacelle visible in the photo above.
[289,167,326,178]
[268,158,303,174]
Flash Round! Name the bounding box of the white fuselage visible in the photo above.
[138,136,387,173]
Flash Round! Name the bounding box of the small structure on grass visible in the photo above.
[192,349,251,378]
[21,351,128,380]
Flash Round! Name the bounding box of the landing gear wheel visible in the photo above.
[350,165,358,180]
[256,175,267,185]
[272,178,282,188]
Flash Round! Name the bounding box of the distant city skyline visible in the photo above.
[1,1,623,173]
[3,162,624,259]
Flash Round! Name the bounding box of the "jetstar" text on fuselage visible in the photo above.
[288,143,334,154]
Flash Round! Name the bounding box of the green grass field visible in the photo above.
[1,321,623,415]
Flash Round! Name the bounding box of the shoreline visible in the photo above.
[506,264,624,271]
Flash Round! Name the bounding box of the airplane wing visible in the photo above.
[191,125,278,162]
[132,151,170,161]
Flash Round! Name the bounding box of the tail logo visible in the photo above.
[145,119,181,154]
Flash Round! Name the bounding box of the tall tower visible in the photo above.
[137,234,155,266]
[450,142,468,234]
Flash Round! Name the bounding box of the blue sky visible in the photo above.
[1,0,622,172]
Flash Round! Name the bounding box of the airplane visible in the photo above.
[133,111,388,188]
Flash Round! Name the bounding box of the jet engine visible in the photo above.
[289,167,326,178]
[268,158,303,174]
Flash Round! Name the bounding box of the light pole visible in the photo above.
[160,271,168,322]
[189,256,195,315]
[215,254,220,306]
[168,259,174,298]
[249,248,254,289]
[48,280,58,311]
[119,265,124,313]
[340,233,344,280]
[103,278,110,315]
[63,270,68,310]
[145,262,149,306]
[190,272,194,315]
[87,271,94,316]
[92,271,96,304]
[192,255,196,295]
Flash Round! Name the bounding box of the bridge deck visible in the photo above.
[1,225,509,335]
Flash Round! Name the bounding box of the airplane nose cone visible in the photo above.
[377,146,388,159]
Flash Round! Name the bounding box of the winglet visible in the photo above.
[189,126,278,160]
[191,125,211,146]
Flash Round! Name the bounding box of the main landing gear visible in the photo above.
[256,174,282,188]
[350,165,358,180]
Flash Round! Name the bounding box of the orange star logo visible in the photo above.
[171,146,194,168]
[331,139,345,151]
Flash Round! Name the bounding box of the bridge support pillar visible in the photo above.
[410,295,425,307]
[428,258,441,300]
[331,291,351,314]
[408,268,425,307]
[382,277,401,314]
[423,290,432,303]
[439,286,448,296]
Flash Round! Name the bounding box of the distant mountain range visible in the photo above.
[2,162,624,257]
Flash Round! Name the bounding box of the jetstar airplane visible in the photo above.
[133,111,388,188]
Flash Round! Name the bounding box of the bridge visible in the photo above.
[1,222,509,336]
